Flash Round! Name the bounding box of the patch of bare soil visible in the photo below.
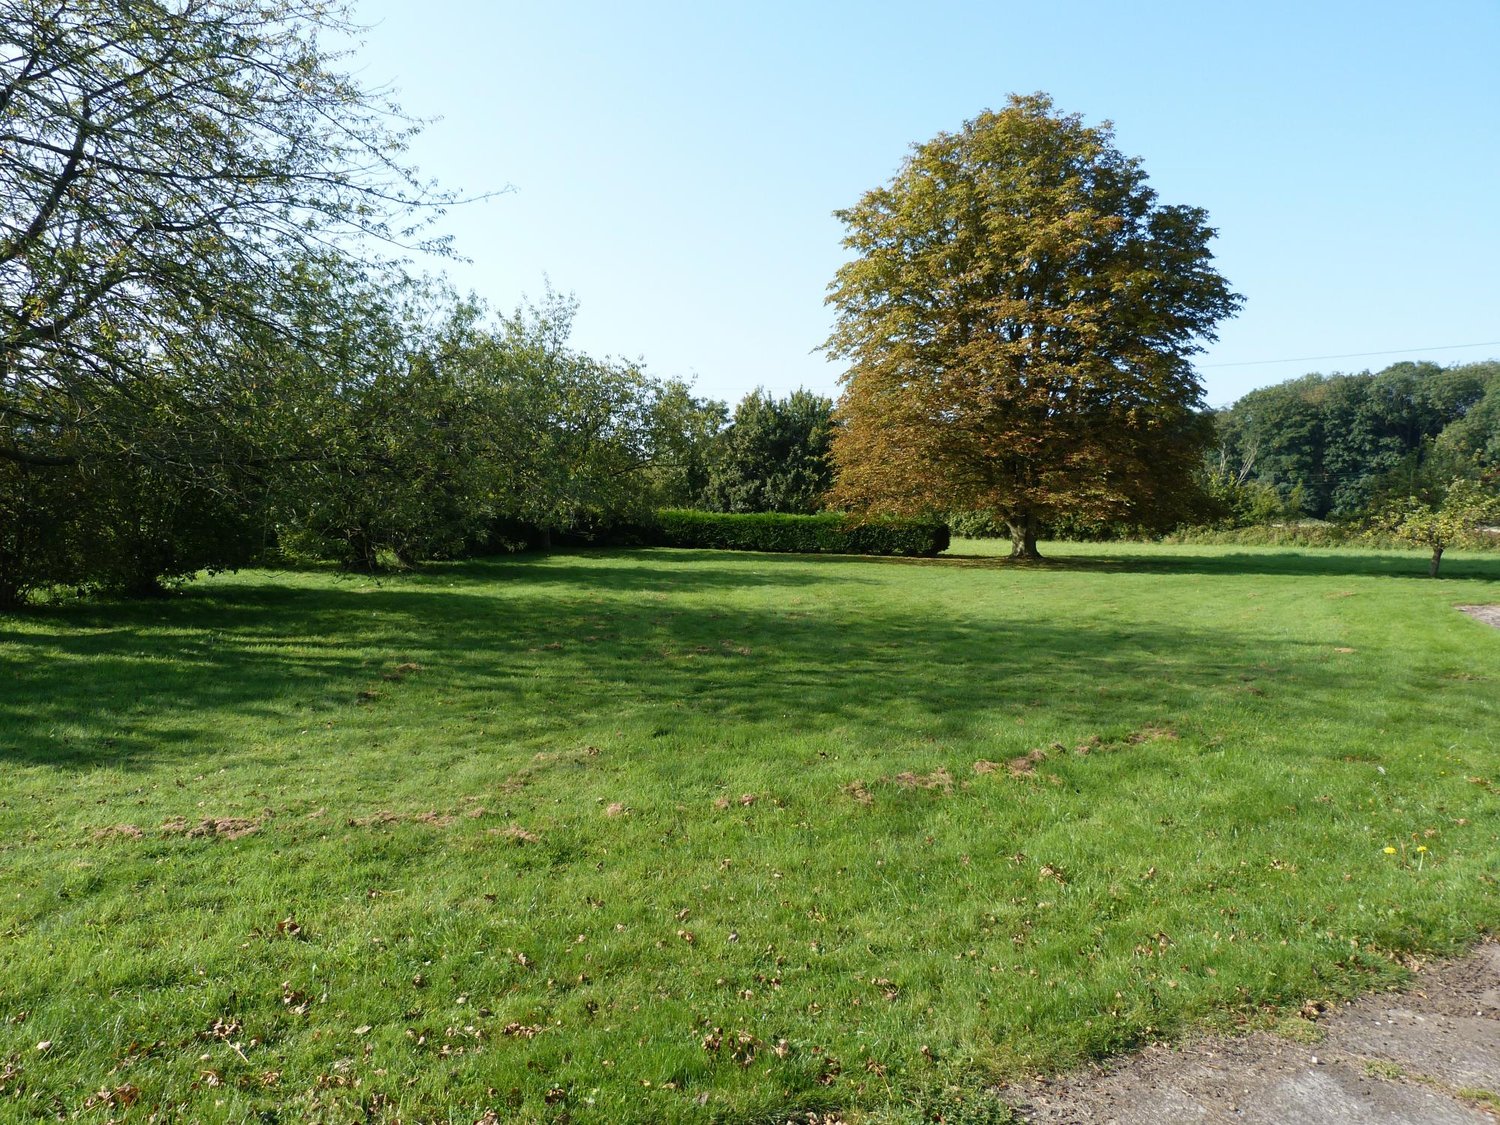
[160,814,266,840]
[1458,605,1500,630]
[1007,941,1500,1124]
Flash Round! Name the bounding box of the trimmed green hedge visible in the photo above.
[654,510,950,557]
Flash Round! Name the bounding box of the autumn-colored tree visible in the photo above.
[826,94,1241,557]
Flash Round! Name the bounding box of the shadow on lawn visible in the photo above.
[0,549,1377,773]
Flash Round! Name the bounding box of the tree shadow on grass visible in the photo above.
[417,548,880,591]
[0,554,1372,773]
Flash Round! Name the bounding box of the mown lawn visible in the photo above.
[1,541,1497,1123]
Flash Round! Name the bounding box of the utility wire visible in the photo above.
[1201,340,1500,369]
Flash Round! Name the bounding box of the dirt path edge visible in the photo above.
[1004,940,1500,1124]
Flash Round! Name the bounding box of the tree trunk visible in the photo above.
[1007,515,1042,560]
[1429,545,1443,578]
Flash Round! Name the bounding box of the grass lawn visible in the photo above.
[2,540,1497,1123]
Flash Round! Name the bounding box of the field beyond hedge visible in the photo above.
[2,542,1498,1123]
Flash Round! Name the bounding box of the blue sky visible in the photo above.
[349,0,1499,408]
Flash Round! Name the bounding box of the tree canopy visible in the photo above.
[0,0,456,473]
[1209,360,1499,523]
[699,388,834,514]
[825,93,1241,556]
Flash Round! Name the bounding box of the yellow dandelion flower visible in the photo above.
[1383,846,1397,854]
[1416,845,1428,853]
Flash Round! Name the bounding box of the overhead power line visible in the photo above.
[1201,340,1500,369]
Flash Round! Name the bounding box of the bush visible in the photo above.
[946,510,1009,539]
[1163,522,1368,549]
[654,510,949,556]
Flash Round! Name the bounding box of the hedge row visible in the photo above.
[654,510,950,557]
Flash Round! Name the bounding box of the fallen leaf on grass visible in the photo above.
[204,1017,242,1041]
[82,1084,140,1110]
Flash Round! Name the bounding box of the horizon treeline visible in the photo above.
[6,326,1498,607]
[1205,359,1500,527]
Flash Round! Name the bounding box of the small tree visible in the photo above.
[1374,478,1500,577]
[826,94,1240,557]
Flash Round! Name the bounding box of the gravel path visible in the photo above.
[1007,942,1500,1124]
[1458,605,1500,630]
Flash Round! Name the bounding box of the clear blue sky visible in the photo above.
[349,0,1499,408]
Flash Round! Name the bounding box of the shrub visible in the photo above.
[946,510,1009,539]
[654,510,949,557]
[1160,522,1361,548]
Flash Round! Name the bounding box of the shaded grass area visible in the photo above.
[1,542,1497,1122]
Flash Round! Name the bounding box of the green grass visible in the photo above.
[1,540,1497,1123]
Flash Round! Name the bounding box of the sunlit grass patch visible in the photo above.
[1,542,1497,1122]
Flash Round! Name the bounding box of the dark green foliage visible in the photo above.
[0,443,267,603]
[654,509,949,556]
[699,388,834,513]
[1211,360,1499,523]
[0,461,81,608]
[947,510,1011,538]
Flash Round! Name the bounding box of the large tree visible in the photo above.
[826,93,1241,557]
